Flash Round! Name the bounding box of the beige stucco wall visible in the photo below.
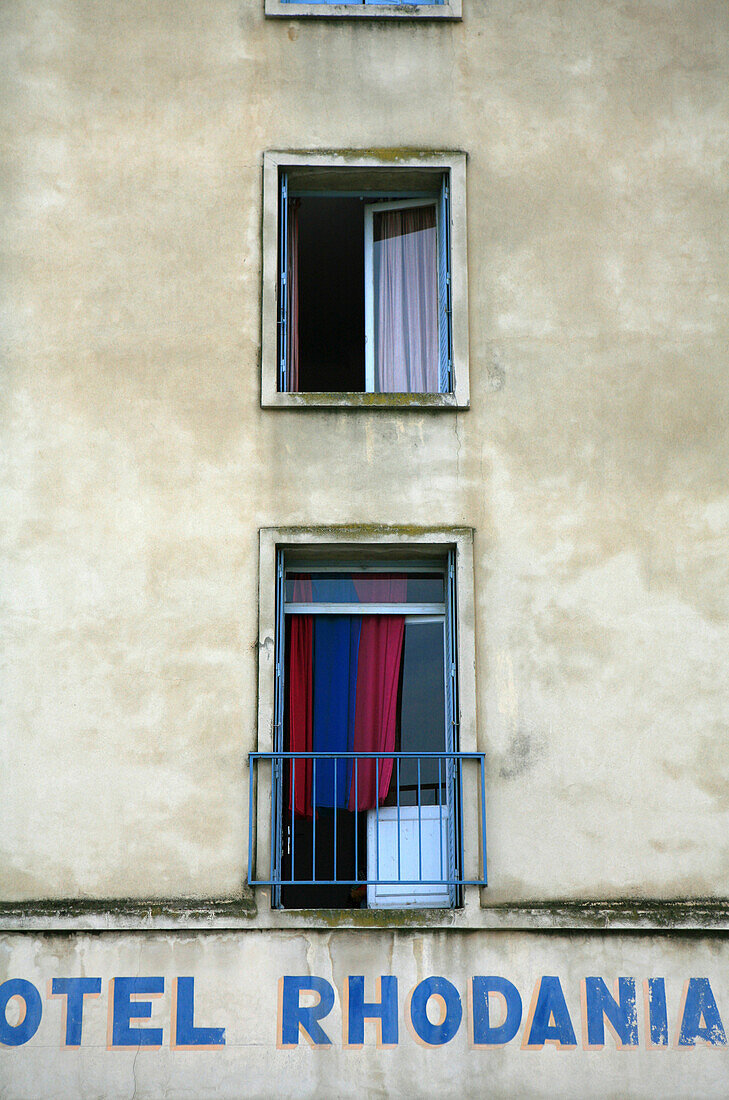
[2,929,729,1098]
[1,0,728,909]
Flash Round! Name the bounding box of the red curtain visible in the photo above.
[287,574,408,815]
[288,576,312,816]
[349,576,406,812]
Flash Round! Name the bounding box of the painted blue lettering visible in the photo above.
[347,976,398,1046]
[279,976,334,1047]
[471,976,522,1045]
[584,978,638,1048]
[645,978,669,1047]
[525,976,576,1048]
[173,977,225,1048]
[51,977,101,1046]
[111,977,164,1047]
[0,980,43,1047]
[409,977,462,1046]
[678,979,727,1047]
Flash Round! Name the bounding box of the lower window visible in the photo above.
[249,547,486,910]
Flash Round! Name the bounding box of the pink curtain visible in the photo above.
[288,575,312,816]
[287,198,300,392]
[352,573,407,606]
[349,576,407,812]
[374,205,438,394]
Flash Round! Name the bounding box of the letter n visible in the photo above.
[582,978,638,1049]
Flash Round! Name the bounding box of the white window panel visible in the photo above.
[367,806,452,909]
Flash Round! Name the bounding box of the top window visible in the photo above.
[282,182,449,395]
[261,152,469,408]
[265,1,462,19]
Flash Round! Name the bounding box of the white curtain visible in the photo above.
[374,205,438,393]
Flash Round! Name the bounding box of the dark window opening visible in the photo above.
[297,197,365,392]
[281,810,367,910]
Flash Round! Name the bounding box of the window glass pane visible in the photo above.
[398,620,446,806]
[373,204,438,393]
[285,571,444,605]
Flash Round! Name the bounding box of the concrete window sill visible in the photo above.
[262,392,467,410]
[265,2,462,20]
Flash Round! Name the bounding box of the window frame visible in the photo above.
[265,0,462,21]
[251,527,483,914]
[260,151,469,409]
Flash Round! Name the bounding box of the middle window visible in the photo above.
[278,168,452,394]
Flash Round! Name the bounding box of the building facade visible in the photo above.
[1,1,728,1096]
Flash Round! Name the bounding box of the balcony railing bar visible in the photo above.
[248,751,488,891]
[376,757,380,884]
[417,757,422,881]
[251,751,484,759]
[312,757,317,882]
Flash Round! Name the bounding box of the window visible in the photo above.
[250,529,486,911]
[281,180,449,394]
[265,1,462,20]
[261,153,469,408]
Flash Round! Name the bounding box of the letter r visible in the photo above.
[278,977,335,1047]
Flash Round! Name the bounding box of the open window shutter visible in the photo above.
[438,173,452,394]
[272,549,286,907]
[278,172,289,392]
[444,548,459,905]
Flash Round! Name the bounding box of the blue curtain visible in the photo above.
[310,576,358,603]
[312,615,361,808]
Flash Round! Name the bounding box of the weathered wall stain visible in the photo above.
[498,729,547,781]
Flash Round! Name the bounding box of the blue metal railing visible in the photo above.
[247,751,487,892]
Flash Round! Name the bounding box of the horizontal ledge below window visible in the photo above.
[262,393,466,410]
[0,896,258,932]
[478,898,729,932]
[3,897,728,934]
[265,3,462,20]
